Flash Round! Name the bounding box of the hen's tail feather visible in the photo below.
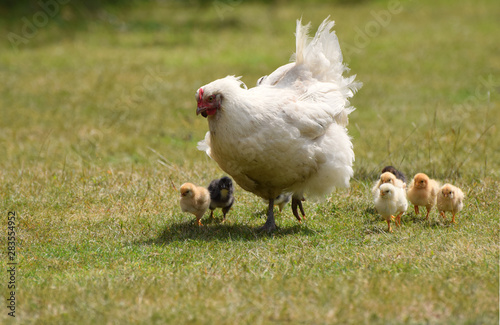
[294,17,360,93]
[294,18,311,66]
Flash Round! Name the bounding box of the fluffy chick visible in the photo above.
[372,172,406,199]
[407,173,440,220]
[381,165,407,184]
[180,183,211,226]
[207,176,235,222]
[275,193,292,213]
[374,183,408,232]
[437,183,465,223]
[264,193,301,222]
[265,193,292,212]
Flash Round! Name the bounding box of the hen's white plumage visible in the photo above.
[196,18,361,231]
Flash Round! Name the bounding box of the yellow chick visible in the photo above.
[437,183,464,223]
[179,183,210,226]
[372,171,406,199]
[407,173,440,220]
[374,183,408,233]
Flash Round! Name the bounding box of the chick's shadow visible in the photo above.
[362,207,451,233]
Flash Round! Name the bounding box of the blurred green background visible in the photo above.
[1,0,498,179]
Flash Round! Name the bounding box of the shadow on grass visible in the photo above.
[362,208,454,233]
[405,213,455,228]
[137,218,317,245]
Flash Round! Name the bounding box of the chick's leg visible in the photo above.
[414,205,419,215]
[196,215,203,226]
[278,204,284,213]
[440,211,446,219]
[425,206,431,220]
[258,198,277,232]
[451,212,456,224]
[222,207,230,223]
[386,218,393,233]
[395,212,403,226]
[291,198,306,223]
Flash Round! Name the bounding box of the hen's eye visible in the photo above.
[208,95,214,102]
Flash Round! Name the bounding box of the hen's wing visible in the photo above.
[257,63,295,86]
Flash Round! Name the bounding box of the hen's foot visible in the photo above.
[257,222,277,233]
[291,198,306,223]
[257,198,277,233]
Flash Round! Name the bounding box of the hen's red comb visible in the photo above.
[198,88,204,102]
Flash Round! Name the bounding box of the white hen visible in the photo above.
[196,18,361,231]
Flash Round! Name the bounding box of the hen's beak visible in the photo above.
[196,88,207,117]
[196,106,208,118]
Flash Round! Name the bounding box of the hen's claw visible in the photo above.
[291,198,306,223]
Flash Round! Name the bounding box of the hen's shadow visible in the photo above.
[137,219,317,245]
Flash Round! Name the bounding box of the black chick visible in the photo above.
[207,176,235,222]
[381,166,407,184]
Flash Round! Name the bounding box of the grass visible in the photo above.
[1,0,499,324]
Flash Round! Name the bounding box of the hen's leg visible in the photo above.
[258,198,276,232]
[298,200,306,219]
[291,198,306,223]
[414,205,419,215]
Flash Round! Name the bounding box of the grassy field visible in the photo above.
[1,0,499,324]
